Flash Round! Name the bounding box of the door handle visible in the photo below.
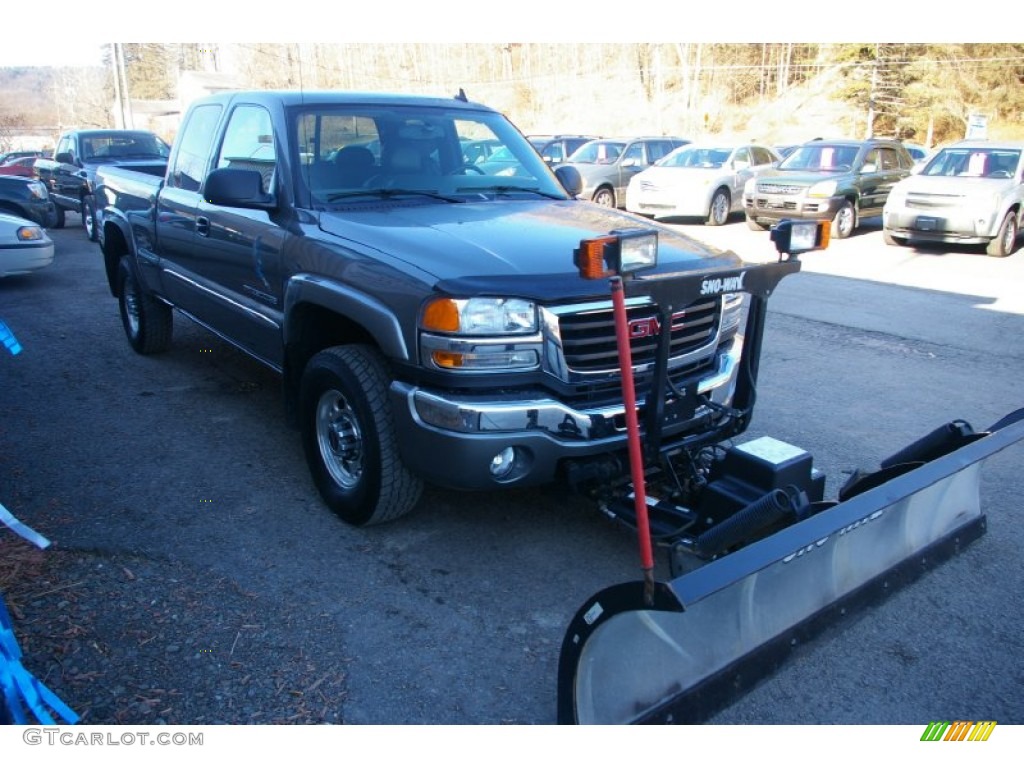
[196,216,210,237]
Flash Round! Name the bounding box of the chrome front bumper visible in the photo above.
[388,335,744,490]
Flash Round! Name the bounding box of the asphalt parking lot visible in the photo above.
[1,214,1022,725]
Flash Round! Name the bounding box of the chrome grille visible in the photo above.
[757,182,804,195]
[558,297,720,372]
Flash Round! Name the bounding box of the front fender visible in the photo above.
[283,274,409,361]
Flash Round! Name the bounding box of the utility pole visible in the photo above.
[866,46,878,139]
[111,43,125,129]
[115,43,134,129]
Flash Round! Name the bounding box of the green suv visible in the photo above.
[743,138,914,238]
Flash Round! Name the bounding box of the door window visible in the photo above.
[167,104,222,192]
[217,105,277,194]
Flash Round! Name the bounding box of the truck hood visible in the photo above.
[316,199,739,298]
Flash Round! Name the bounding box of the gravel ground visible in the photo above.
[1,521,348,724]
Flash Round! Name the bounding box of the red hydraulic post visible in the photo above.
[609,276,655,604]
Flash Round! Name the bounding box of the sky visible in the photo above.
[0,3,987,69]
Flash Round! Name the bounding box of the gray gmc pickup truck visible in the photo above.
[95,90,785,526]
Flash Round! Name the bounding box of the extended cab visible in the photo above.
[743,138,914,238]
[34,129,170,240]
[882,140,1024,257]
[95,90,790,527]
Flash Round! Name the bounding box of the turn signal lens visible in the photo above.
[422,298,460,332]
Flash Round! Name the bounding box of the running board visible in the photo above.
[557,408,1024,724]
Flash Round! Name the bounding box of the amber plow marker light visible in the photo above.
[769,218,829,258]
[574,229,659,280]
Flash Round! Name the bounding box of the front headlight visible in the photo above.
[807,180,838,198]
[422,297,537,335]
[27,181,48,200]
[420,297,541,372]
[16,225,45,242]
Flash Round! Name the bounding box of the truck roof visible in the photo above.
[190,89,499,113]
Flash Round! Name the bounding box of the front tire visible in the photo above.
[986,211,1018,257]
[831,200,856,239]
[52,205,66,229]
[707,188,731,226]
[83,195,98,242]
[592,187,616,208]
[300,345,423,526]
[118,256,172,354]
[746,215,769,231]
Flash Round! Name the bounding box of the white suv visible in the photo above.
[882,140,1023,257]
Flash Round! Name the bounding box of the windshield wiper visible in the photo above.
[327,188,463,203]
[458,185,564,199]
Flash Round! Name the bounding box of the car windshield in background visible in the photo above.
[921,149,1020,178]
[779,144,858,172]
[293,104,567,202]
[567,141,625,164]
[660,146,733,168]
[82,133,170,161]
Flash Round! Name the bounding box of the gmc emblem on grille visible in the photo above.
[628,310,688,338]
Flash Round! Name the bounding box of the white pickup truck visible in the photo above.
[882,140,1023,257]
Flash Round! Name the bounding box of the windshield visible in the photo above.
[293,104,568,205]
[660,146,733,169]
[567,141,625,164]
[922,148,1020,178]
[779,144,858,172]
[82,133,170,161]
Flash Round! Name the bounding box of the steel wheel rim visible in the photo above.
[1003,220,1016,253]
[316,389,363,489]
[85,209,94,237]
[712,193,728,223]
[837,206,853,236]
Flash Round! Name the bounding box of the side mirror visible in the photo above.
[620,157,638,168]
[733,160,750,171]
[861,163,877,173]
[555,165,583,197]
[203,167,274,209]
[55,152,73,164]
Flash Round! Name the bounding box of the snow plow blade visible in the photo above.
[557,408,1024,725]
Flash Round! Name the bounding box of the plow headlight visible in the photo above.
[770,219,829,258]
[575,229,658,279]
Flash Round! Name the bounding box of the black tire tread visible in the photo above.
[118,257,172,354]
[301,345,423,526]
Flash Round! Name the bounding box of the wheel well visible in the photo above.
[283,303,378,424]
[100,221,129,296]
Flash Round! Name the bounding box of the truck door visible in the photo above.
[155,103,224,314]
[191,103,285,368]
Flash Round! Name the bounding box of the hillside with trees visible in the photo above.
[2,43,1023,150]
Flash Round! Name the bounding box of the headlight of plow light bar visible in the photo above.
[770,219,830,257]
[575,229,658,279]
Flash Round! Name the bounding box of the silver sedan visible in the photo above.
[626,143,781,225]
[0,212,55,278]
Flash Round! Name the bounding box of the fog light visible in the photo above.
[490,447,517,478]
